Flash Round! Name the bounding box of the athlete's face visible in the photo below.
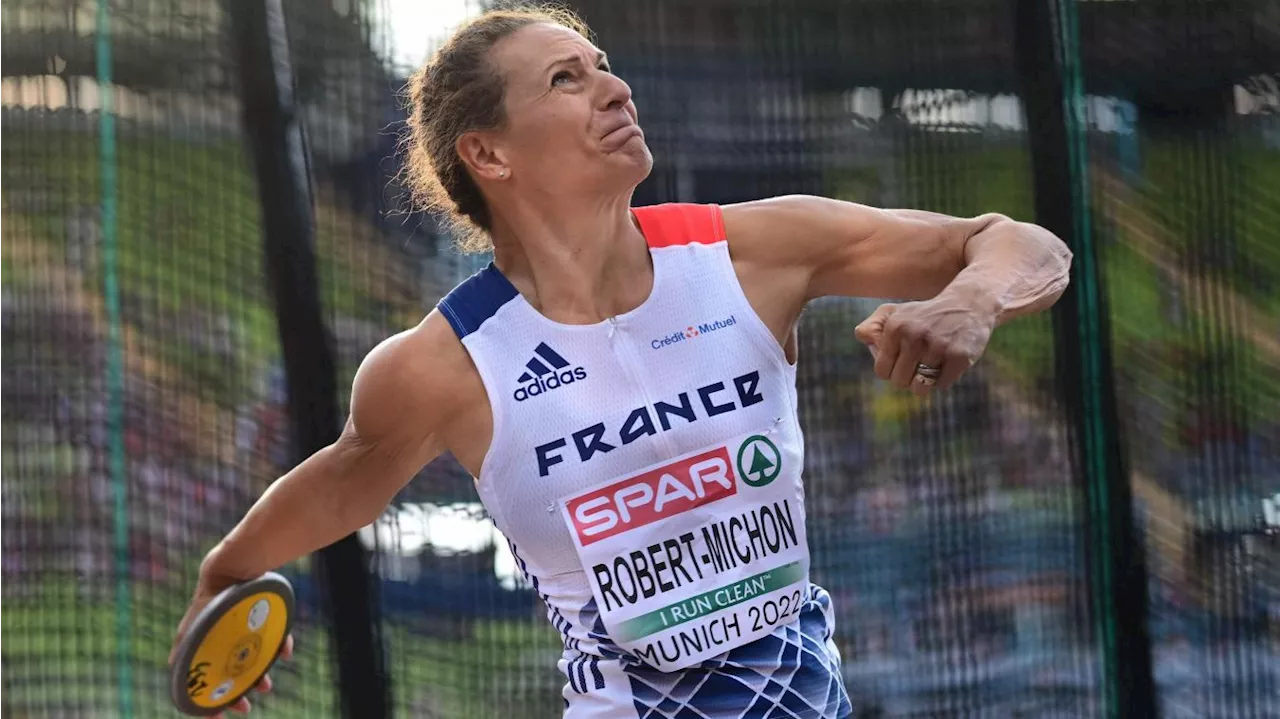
[482,23,652,199]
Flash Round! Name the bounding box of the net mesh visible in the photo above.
[1,1,337,716]
[1073,5,1280,716]
[2,1,1275,718]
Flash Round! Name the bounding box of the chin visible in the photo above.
[629,146,655,180]
[616,142,654,179]
[567,145,653,198]
[589,147,652,193]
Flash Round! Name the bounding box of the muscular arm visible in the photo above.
[199,313,459,582]
[723,195,1072,333]
[723,195,1072,391]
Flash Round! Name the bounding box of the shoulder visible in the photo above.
[631,198,837,251]
[631,203,726,247]
[721,195,815,234]
[436,263,519,340]
[348,310,476,442]
[718,197,829,306]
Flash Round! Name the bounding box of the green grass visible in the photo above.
[384,619,566,718]
[901,138,1036,220]
[1138,137,1280,315]
[1,129,406,409]
[1102,238,1179,344]
[984,312,1055,387]
[1101,200,1280,430]
[2,581,566,719]
[4,133,257,310]
[820,133,1280,443]
[2,602,338,718]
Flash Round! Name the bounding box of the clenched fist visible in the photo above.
[853,298,994,396]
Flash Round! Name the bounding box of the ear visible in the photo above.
[456,131,508,181]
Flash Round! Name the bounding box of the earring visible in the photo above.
[498,169,507,178]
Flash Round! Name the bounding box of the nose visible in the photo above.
[597,69,633,112]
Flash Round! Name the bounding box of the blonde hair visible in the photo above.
[402,4,592,253]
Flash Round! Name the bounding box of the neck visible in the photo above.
[489,193,652,324]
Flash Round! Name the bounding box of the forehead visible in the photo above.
[491,23,600,81]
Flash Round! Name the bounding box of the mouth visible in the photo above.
[601,124,644,150]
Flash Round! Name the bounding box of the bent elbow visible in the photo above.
[1051,233,1074,277]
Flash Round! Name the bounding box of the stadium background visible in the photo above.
[2,0,1276,717]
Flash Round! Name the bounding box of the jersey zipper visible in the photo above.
[607,317,678,459]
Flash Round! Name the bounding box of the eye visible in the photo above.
[598,63,611,74]
[551,70,573,86]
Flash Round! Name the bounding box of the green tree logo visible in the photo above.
[737,435,782,487]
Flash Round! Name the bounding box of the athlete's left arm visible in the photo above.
[722,194,1073,393]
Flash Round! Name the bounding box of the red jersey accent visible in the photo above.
[631,203,726,248]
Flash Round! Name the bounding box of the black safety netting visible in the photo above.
[2,1,1275,717]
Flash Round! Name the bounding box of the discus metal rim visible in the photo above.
[169,571,295,717]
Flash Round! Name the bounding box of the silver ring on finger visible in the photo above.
[915,363,942,379]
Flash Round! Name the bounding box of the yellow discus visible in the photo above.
[170,572,295,716]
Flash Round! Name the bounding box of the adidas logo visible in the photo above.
[514,342,587,402]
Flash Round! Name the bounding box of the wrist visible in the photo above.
[939,276,1004,326]
[198,543,253,588]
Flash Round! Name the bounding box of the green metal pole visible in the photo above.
[1051,2,1121,712]
[94,0,133,715]
[1013,0,1156,714]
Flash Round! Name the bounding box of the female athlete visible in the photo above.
[172,6,1072,718]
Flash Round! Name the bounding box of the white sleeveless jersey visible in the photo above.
[439,204,851,718]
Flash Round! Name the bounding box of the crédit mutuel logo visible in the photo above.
[514,342,586,402]
[650,314,738,350]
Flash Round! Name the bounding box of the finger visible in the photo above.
[855,304,897,362]
[888,325,928,389]
[256,673,273,693]
[231,696,251,714]
[871,311,907,381]
[873,330,901,381]
[282,634,294,660]
[853,317,880,347]
[935,348,977,391]
[890,342,924,389]
[168,625,188,666]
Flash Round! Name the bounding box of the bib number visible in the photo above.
[560,432,809,671]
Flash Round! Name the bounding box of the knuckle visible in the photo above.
[903,323,929,345]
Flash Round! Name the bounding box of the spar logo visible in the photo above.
[736,435,781,487]
[567,447,737,545]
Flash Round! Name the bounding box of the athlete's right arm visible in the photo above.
[170,313,460,711]
[198,315,457,583]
